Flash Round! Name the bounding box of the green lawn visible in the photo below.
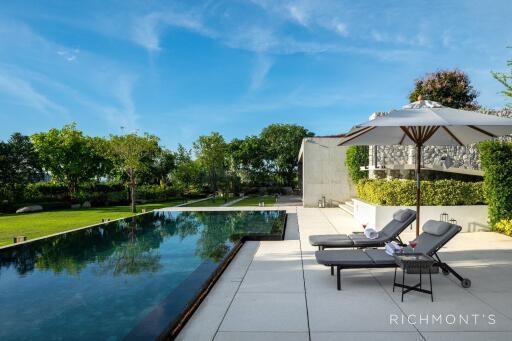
[231,196,277,207]
[0,199,186,247]
[183,197,232,207]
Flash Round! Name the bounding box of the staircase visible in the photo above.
[338,200,354,216]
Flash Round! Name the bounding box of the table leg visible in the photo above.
[401,268,405,302]
[429,268,434,302]
[420,268,422,290]
[393,267,397,292]
[331,266,334,276]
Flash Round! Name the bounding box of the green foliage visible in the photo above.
[478,140,512,228]
[495,219,512,237]
[170,144,204,195]
[356,179,485,206]
[228,136,268,186]
[260,123,314,186]
[193,132,227,193]
[0,133,44,201]
[409,69,479,109]
[345,145,369,184]
[31,124,112,199]
[107,132,160,212]
[491,48,512,107]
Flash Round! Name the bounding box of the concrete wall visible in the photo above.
[300,137,356,207]
[352,198,489,233]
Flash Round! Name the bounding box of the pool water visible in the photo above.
[0,210,286,340]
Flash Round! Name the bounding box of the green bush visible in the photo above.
[478,140,512,228]
[356,179,485,206]
[495,219,512,237]
[345,145,369,184]
[136,185,177,201]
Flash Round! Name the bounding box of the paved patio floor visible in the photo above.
[175,204,512,341]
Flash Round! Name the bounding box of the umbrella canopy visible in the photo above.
[339,99,512,236]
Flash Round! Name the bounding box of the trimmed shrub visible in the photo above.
[345,145,369,184]
[356,179,485,206]
[478,141,512,228]
[495,219,512,237]
[136,185,177,201]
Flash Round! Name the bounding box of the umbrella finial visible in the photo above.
[417,95,423,101]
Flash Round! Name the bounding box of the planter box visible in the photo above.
[352,199,489,233]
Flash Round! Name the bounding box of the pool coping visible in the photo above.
[159,212,288,340]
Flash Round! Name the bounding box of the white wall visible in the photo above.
[301,137,355,207]
[352,199,489,233]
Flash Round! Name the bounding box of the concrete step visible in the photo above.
[344,200,354,208]
[338,203,354,216]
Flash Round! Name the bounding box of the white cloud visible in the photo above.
[131,11,215,52]
[249,55,273,92]
[57,48,79,61]
[0,72,67,117]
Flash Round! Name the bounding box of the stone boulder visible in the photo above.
[16,205,43,214]
[82,201,91,208]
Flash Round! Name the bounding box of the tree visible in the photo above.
[0,133,44,201]
[193,132,227,193]
[492,48,512,107]
[139,148,176,186]
[108,133,160,213]
[228,136,267,187]
[31,124,111,200]
[408,70,479,109]
[260,124,314,187]
[170,145,203,194]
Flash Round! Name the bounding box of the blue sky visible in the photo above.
[0,0,511,149]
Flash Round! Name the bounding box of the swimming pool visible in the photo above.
[0,210,287,340]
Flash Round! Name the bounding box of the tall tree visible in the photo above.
[0,133,44,201]
[409,70,479,109]
[228,136,267,186]
[260,124,314,187]
[31,124,111,199]
[108,133,160,213]
[170,144,203,194]
[492,49,512,107]
[193,132,227,193]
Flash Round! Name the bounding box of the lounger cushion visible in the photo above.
[309,234,353,247]
[393,209,409,222]
[350,234,388,246]
[364,249,396,265]
[422,220,451,236]
[315,250,372,266]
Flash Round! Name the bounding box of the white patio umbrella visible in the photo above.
[339,99,512,236]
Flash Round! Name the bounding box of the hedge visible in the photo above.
[478,140,512,228]
[345,145,369,184]
[0,182,183,213]
[356,179,486,206]
[495,219,512,237]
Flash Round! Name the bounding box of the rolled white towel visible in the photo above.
[385,241,403,256]
[363,228,379,240]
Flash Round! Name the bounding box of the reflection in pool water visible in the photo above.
[0,210,286,340]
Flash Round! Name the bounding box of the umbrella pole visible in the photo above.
[415,144,422,237]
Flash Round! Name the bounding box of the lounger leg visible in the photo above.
[429,268,434,302]
[331,266,334,276]
[337,266,341,291]
[393,267,397,292]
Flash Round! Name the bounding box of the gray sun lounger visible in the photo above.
[315,220,471,290]
[309,209,416,250]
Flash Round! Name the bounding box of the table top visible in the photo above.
[393,253,435,268]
